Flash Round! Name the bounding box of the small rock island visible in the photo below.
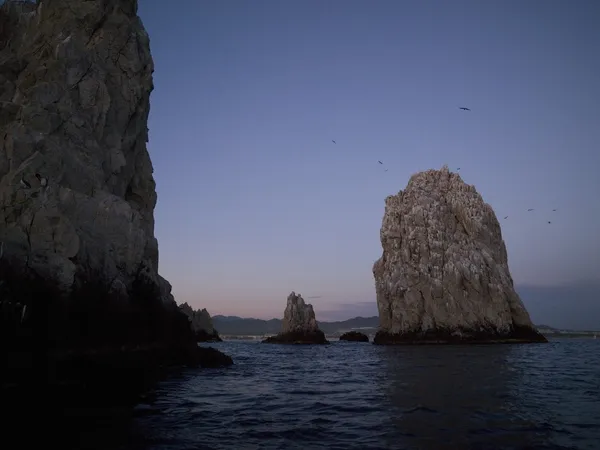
[179,303,223,342]
[262,292,329,344]
[339,331,370,342]
[372,165,547,345]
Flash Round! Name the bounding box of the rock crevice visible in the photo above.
[372,165,547,344]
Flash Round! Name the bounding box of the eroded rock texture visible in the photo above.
[179,303,222,342]
[0,0,231,399]
[372,165,547,344]
[263,292,328,344]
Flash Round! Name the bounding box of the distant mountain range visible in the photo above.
[212,315,379,336]
[212,316,597,337]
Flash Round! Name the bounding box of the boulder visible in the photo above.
[372,165,547,345]
[0,0,232,401]
[179,303,222,342]
[339,331,369,342]
[262,292,329,344]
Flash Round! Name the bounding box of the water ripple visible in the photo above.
[58,338,600,450]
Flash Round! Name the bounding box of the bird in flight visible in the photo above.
[527,209,534,211]
[332,140,336,144]
[552,209,557,211]
[504,216,508,219]
[456,167,461,171]
[378,161,383,165]
[547,221,551,224]
[459,107,471,111]
[384,169,388,172]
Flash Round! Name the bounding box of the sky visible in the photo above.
[137,0,600,329]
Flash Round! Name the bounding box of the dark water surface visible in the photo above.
[49,339,600,449]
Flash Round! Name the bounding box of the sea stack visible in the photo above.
[372,165,547,344]
[0,0,231,399]
[179,303,223,342]
[262,292,328,344]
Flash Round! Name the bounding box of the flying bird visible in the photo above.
[504,216,508,219]
[527,209,534,211]
[35,173,48,187]
[459,107,471,111]
[332,140,336,144]
[378,161,383,165]
[456,167,461,171]
[384,169,388,172]
[20,176,31,189]
[547,221,551,224]
[552,209,557,211]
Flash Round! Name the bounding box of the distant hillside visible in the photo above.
[211,315,589,337]
[212,315,379,336]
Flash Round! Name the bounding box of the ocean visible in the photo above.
[42,338,600,450]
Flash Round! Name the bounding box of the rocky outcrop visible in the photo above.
[339,331,369,342]
[179,303,222,342]
[262,292,328,344]
[372,165,547,345]
[0,0,232,401]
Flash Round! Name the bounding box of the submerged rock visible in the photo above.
[179,303,222,342]
[372,165,547,345]
[262,292,328,344]
[339,331,370,342]
[0,0,231,399]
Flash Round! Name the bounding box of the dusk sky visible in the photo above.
[137,0,600,329]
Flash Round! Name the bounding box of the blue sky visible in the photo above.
[137,0,600,328]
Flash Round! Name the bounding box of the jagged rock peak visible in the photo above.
[262,291,328,344]
[372,165,547,344]
[179,303,222,342]
[282,291,319,333]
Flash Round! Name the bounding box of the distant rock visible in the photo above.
[0,0,231,400]
[339,331,369,342]
[372,165,547,345]
[179,303,222,342]
[262,292,328,344]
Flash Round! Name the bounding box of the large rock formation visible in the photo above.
[372,165,547,344]
[262,292,328,344]
[179,303,222,342]
[0,0,231,401]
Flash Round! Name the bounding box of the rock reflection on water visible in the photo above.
[6,339,598,450]
[377,344,552,449]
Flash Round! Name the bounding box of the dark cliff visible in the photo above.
[0,0,231,404]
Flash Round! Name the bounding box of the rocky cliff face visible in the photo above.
[372,165,547,344]
[0,0,231,397]
[179,303,222,342]
[263,292,328,344]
